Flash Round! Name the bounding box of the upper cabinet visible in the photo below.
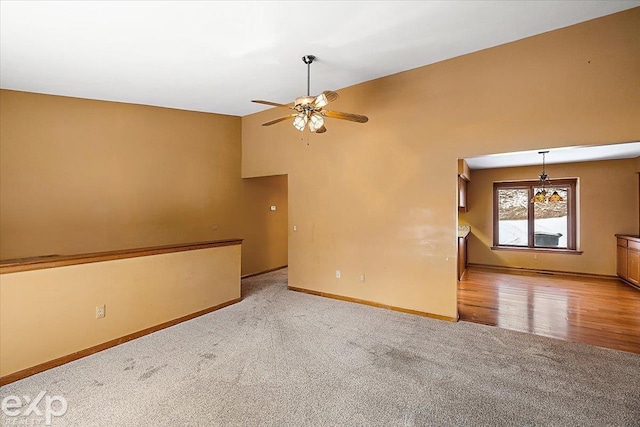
[458,176,468,211]
[458,159,471,212]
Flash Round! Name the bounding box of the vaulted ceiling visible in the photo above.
[1,1,638,117]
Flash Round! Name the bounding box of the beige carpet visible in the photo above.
[1,268,639,426]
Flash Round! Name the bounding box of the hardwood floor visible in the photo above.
[458,266,640,354]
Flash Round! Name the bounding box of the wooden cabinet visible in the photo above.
[617,244,628,278]
[458,176,468,212]
[457,159,471,213]
[616,235,640,289]
[629,249,639,285]
[458,235,468,280]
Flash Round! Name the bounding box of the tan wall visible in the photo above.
[242,9,640,318]
[0,244,241,377]
[459,158,638,275]
[240,175,288,275]
[0,90,287,275]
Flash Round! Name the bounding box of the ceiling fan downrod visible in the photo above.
[302,55,315,96]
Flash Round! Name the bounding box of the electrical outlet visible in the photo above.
[360,274,365,283]
[336,270,341,279]
[96,305,105,319]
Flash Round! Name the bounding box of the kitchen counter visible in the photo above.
[616,235,640,290]
[616,234,640,241]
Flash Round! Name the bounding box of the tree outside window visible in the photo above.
[493,179,577,250]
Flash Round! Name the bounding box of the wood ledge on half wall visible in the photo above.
[0,239,243,274]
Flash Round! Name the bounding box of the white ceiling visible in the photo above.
[465,142,640,170]
[1,1,638,117]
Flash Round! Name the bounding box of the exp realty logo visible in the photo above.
[2,391,67,425]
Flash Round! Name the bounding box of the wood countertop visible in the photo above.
[616,234,640,243]
[458,226,471,239]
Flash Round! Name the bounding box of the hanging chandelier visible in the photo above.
[531,151,564,203]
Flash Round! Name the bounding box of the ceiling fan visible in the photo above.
[252,55,368,134]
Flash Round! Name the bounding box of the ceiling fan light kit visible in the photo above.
[293,113,308,131]
[314,93,329,108]
[251,55,368,134]
[308,113,324,132]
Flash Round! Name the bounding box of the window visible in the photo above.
[493,179,577,251]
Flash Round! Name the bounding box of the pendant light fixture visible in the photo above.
[531,151,564,203]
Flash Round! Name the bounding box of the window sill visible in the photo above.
[491,246,583,255]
